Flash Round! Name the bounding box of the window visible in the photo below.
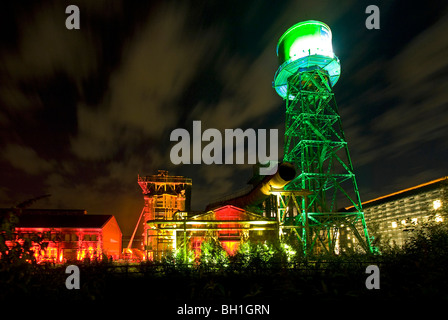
[83,234,98,241]
[433,200,442,210]
[47,247,58,259]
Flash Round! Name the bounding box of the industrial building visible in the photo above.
[129,20,376,259]
[133,170,192,260]
[1,209,122,263]
[133,169,281,260]
[344,177,447,249]
[4,20,446,264]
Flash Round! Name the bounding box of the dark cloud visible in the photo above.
[337,3,448,199]
[2,144,53,175]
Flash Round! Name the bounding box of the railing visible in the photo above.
[138,174,192,184]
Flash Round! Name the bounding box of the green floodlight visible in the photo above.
[273,20,341,99]
[273,20,373,255]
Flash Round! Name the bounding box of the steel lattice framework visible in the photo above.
[281,66,373,255]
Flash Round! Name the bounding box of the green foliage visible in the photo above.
[231,240,290,268]
[3,227,448,302]
[403,221,448,261]
[162,247,195,267]
[199,238,229,267]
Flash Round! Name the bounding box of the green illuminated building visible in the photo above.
[273,21,373,255]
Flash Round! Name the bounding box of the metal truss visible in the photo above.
[282,66,373,254]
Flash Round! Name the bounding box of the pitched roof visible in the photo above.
[15,214,113,229]
[191,205,269,221]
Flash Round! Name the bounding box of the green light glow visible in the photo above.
[274,20,373,255]
[273,20,341,99]
[277,20,334,64]
[281,243,296,262]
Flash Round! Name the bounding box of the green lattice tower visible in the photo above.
[273,21,373,255]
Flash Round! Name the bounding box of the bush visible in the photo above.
[198,238,229,268]
[403,222,448,263]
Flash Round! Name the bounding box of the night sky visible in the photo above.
[1,0,447,237]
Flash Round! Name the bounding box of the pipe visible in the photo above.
[127,207,145,250]
[205,162,296,211]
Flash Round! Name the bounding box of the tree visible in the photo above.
[0,195,50,265]
[199,238,229,267]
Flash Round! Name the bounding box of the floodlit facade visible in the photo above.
[343,177,448,249]
[138,170,278,260]
[1,209,122,263]
[173,205,276,257]
[138,170,192,260]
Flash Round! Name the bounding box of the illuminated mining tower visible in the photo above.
[273,21,373,254]
[137,170,192,260]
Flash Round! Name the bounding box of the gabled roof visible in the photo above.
[191,205,269,221]
[15,214,114,229]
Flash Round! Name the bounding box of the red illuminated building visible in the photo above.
[185,205,277,256]
[1,209,122,263]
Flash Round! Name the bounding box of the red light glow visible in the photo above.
[221,241,239,255]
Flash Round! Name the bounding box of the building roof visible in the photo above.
[15,214,114,229]
[345,176,448,211]
[16,208,86,216]
[191,204,270,221]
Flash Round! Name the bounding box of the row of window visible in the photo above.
[19,232,99,242]
[390,214,444,228]
[367,191,441,212]
[366,198,443,218]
